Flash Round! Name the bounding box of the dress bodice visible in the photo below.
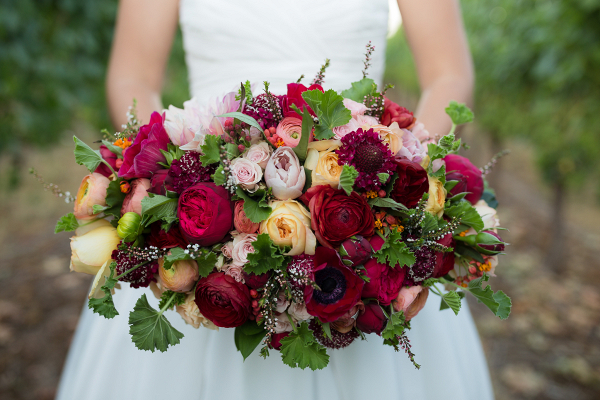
[179,0,389,103]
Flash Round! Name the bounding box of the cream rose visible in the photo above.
[264,146,305,200]
[230,158,262,192]
[73,173,110,220]
[243,142,271,169]
[70,222,121,275]
[260,200,316,255]
[288,302,313,322]
[304,139,343,188]
[425,176,447,217]
[158,258,199,292]
[273,312,294,333]
[275,290,290,313]
[231,232,258,267]
[371,123,403,155]
[176,292,218,330]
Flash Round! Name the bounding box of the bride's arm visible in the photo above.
[106,0,179,128]
[396,0,474,136]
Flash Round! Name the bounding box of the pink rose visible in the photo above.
[233,200,260,234]
[411,122,431,142]
[121,178,151,216]
[221,242,234,259]
[243,142,271,169]
[264,146,306,200]
[276,117,303,148]
[274,313,293,333]
[231,232,258,267]
[333,118,360,139]
[354,114,379,128]
[397,128,427,164]
[230,158,262,192]
[225,264,245,283]
[392,286,430,321]
[73,173,110,220]
[343,98,368,117]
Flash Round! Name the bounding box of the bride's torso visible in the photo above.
[179,0,389,103]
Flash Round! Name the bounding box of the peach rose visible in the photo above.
[233,200,260,233]
[243,142,271,169]
[425,176,446,218]
[231,232,258,267]
[276,117,303,148]
[121,178,151,216]
[260,200,316,255]
[230,158,262,192]
[392,286,430,321]
[176,292,218,330]
[371,123,403,155]
[70,221,121,275]
[158,258,199,292]
[73,173,110,220]
[264,147,306,200]
[304,139,343,188]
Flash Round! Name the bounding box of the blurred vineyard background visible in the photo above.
[1,0,599,399]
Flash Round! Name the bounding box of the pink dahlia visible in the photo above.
[168,151,215,194]
[119,112,170,179]
[335,128,395,191]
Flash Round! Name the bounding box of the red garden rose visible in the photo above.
[195,272,251,328]
[390,159,430,209]
[94,145,120,178]
[444,154,484,204]
[301,185,374,248]
[433,232,455,278]
[361,235,406,305]
[282,83,324,119]
[178,182,234,246]
[304,247,364,323]
[356,302,386,335]
[381,97,415,128]
[146,222,188,250]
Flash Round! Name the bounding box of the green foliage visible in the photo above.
[291,105,313,162]
[55,213,79,233]
[212,165,226,186]
[341,78,377,102]
[199,134,222,166]
[88,261,119,319]
[158,290,186,310]
[245,233,286,275]
[235,188,272,223]
[381,311,406,341]
[73,136,104,173]
[140,194,178,227]
[162,247,192,270]
[301,89,352,140]
[104,179,127,221]
[367,197,409,213]
[339,165,359,195]
[128,293,184,352]
[465,274,511,320]
[217,112,263,133]
[445,101,474,126]
[196,252,218,277]
[373,229,416,268]
[444,200,484,232]
[439,291,462,315]
[234,321,266,360]
[280,321,329,370]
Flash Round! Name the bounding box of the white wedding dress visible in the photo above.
[56,0,494,399]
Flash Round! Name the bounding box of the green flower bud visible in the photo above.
[117,212,141,242]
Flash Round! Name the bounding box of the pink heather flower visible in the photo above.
[230,158,262,192]
[397,127,427,164]
[264,146,306,200]
[243,142,271,169]
[336,128,396,191]
[276,117,303,148]
[231,232,258,267]
[342,98,368,117]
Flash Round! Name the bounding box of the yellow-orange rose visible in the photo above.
[260,200,316,256]
[304,139,343,188]
[371,123,403,155]
[73,173,110,220]
[425,176,447,217]
[70,221,121,275]
[158,258,199,292]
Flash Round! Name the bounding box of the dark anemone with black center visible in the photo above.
[168,151,215,194]
[403,246,436,286]
[309,319,359,349]
[336,128,396,191]
[112,243,159,289]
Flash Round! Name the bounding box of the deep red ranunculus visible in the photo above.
[340,235,373,266]
[390,159,430,209]
[195,272,251,328]
[119,112,170,179]
[356,302,386,335]
[433,233,455,278]
[301,185,374,248]
[304,247,364,323]
[444,154,484,204]
[361,235,406,305]
[95,145,120,178]
[146,223,188,250]
[381,97,415,128]
[243,271,271,290]
[178,182,234,246]
[282,83,324,119]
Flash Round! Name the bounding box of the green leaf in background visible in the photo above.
[445,101,474,126]
[440,291,462,315]
[341,78,376,102]
[212,165,226,186]
[88,261,119,319]
[104,179,127,221]
[199,134,222,166]
[102,140,124,157]
[245,233,286,275]
[373,229,415,268]
[280,321,329,370]
[162,247,193,270]
[158,290,186,310]
[444,200,484,232]
[234,320,266,360]
[302,89,352,140]
[128,293,184,352]
[73,136,103,173]
[141,194,178,227]
[196,252,218,277]
[236,188,272,224]
[217,112,263,133]
[377,173,390,185]
[55,213,79,233]
[367,197,409,213]
[291,105,313,162]
[226,143,240,160]
[339,165,358,195]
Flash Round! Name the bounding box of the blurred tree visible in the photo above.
[0,0,188,186]
[385,0,600,271]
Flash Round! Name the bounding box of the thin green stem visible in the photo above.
[159,291,177,315]
[448,123,457,137]
[102,160,118,178]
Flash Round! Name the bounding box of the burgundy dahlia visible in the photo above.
[336,128,395,191]
[168,151,215,194]
[111,243,158,289]
[243,93,283,129]
[309,319,359,349]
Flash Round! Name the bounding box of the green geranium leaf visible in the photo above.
[55,213,79,233]
[212,165,226,186]
[101,140,124,157]
[378,173,390,185]
[381,311,406,341]
[128,293,184,352]
[226,143,240,160]
[302,89,351,140]
[440,290,462,315]
[339,165,358,195]
[367,197,409,213]
[236,188,272,224]
[141,193,178,227]
[493,291,512,320]
[158,290,186,310]
[280,321,329,370]
[73,136,103,173]
[88,261,119,319]
[245,233,286,275]
[373,229,415,268]
[340,78,376,102]
[444,200,484,232]
[234,320,267,361]
[199,134,222,166]
[291,105,314,162]
[162,247,193,270]
[465,274,512,319]
[104,179,127,220]
[421,212,443,234]
[217,112,263,133]
[445,101,474,126]
[196,252,218,278]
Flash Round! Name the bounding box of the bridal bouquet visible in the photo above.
[52,48,510,370]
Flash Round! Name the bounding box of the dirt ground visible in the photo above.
[0,128,599,400]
